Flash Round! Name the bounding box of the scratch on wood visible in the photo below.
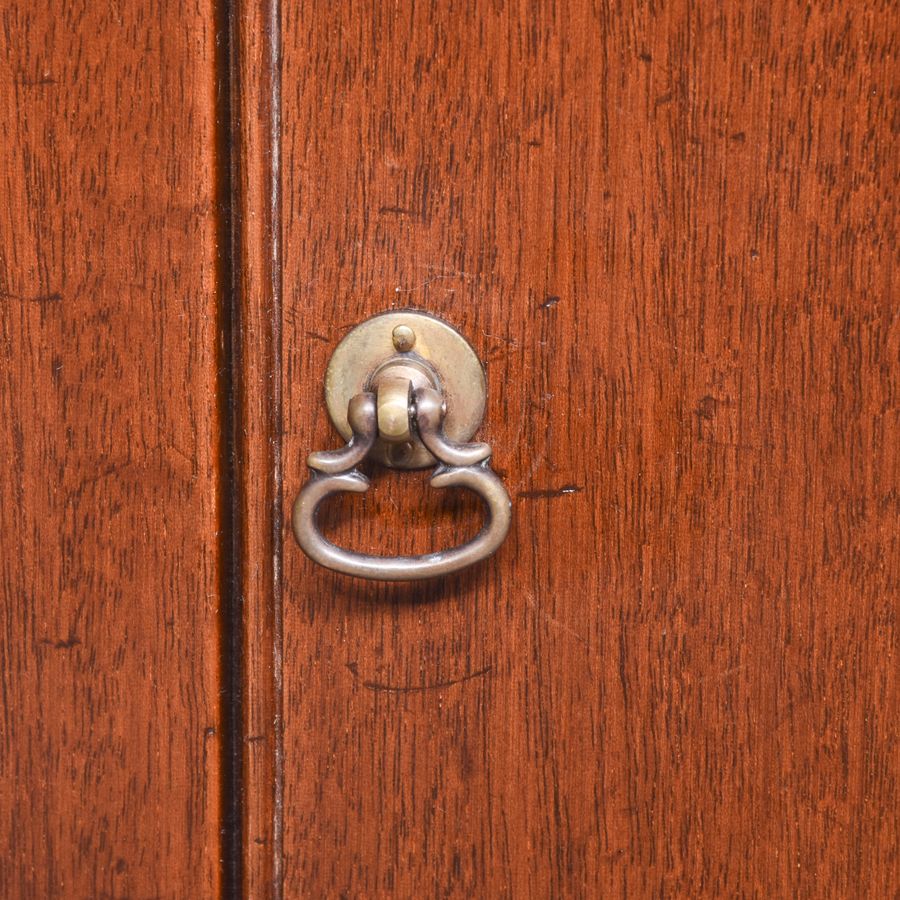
[525,594,589,647]
[15,73,57,86]
[378,205,419,216]
[394,272,473,293]
[346,661,492,693]
[518,484,584,500]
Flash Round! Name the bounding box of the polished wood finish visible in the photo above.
[226,0,284,895]
[278,1,898,896]
[2,1,896,895]
[0,2,224,895]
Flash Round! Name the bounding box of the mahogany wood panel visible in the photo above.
[277,1,897,896]
[0,2,225,895]
[226,0,284,895]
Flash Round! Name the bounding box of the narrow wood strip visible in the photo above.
[227,0,284,895]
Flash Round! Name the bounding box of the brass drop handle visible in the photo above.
[292,312,512,581]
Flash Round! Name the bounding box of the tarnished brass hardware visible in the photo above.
[292,312,511,581]
[322,310,486,470]
[369,356,439,445]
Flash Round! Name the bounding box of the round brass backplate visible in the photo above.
[324,310,487,469]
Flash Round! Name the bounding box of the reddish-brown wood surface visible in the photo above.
[0,2,225,895]
[277,1,898,896]
[227,0,283,895]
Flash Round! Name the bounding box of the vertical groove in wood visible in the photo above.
[228,0,284,896]
[215,0,243,893]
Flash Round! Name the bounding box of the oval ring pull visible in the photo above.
[293,387,511,581]
[291,312,512,581]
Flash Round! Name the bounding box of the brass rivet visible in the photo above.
[392,324,416,352]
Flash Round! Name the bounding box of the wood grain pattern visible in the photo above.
[226,0,284,895]
[279,1,898,896]
[0,2,225,895]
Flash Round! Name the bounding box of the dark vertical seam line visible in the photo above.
[269,0,285,893]
[214,0,243,896]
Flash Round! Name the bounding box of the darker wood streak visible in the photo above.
[228,0,284,896]
[215,0,244,895]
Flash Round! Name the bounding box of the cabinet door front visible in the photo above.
[263,2,897,897]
